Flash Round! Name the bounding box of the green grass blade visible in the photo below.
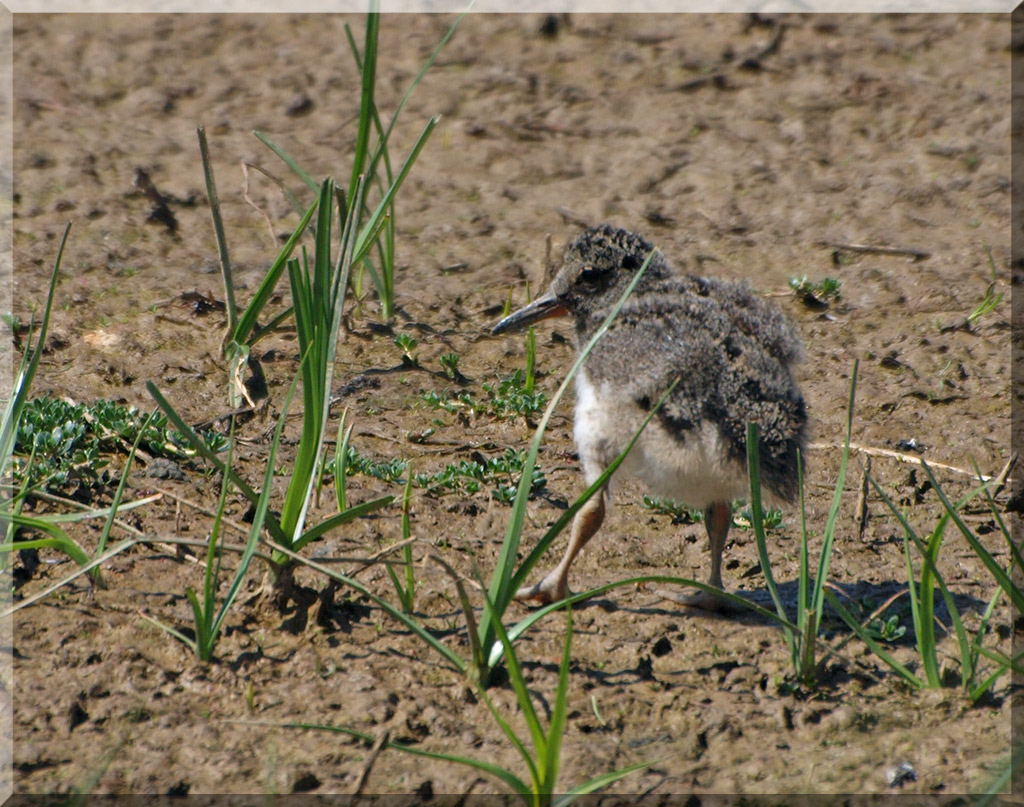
[867,472,939,687]
[145,382,288,544]
[333,409,352,511]
[185,588,210,660]
[401,471,416,612]
[347,9,379,208]
[556,759,657,804]
[920,460,1024,614]
[291,496,394,553]
[542,606,573,793]
[911,513,975,689]
[480,250,658,665]
[746,422,795,664]
[0,223,69,471]
[1,537,140,617]
[796,448,812,673]
[229,194,318,349]
[352,116,439,268]
[197,125,237,334]
[95,412,151,559]
[252,131,318,193]
[139,611,198,657]
[481,585,547,771]
[811,359,857,618]
[270,541,466,673]
[0,518,90,566]
[269,720,532,797]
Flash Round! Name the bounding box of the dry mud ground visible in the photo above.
[5,11,1017,799]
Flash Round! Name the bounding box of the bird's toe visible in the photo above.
[514,577,569,605]
[657,586,746,614]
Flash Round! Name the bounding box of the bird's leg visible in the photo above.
[704,499,731,590]
[675,499,737,611]
[515,487,607,604]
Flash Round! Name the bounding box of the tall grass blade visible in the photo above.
[746,422,794,657]
[197,126,237,335]
[811,359,857,618]
[479,251,658,677]
[267,720,532,797]
[0,224,69,474]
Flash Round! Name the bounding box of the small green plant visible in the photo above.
[414,448,546,504]
[965,244,1003,328]
[789,275,841,308]
[734,502,784,530]
[439,352,461,381]
[641,495,702,524]
[331,443,408,483]
[865,613,907,643]
[642,495,783,530]
[143,379,299,660]
[384,472,416,614]
[393,333,419,366]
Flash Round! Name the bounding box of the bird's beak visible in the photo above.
[491,290,568,335]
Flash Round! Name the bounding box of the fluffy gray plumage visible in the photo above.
[557,224,807,501]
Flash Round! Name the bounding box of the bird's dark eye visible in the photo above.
[579,267,602,283]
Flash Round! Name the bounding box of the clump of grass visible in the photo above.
[143,374,302,660]
[746,361,857,686]
[828,458,1022,701]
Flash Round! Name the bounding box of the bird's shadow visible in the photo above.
[578,577,995,646]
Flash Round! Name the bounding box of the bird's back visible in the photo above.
[579,275,807,501]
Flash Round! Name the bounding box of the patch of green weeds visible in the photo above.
[422,369,547,421]
[789,275,842,308]
[414,447,547,504]
[641,494,784,531]
[329,443,547,505]
[12,396,227,492]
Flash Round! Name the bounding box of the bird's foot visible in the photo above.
[656,586,746,614]
[514,575,570,605]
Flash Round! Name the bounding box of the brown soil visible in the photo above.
[7,12,1015,798]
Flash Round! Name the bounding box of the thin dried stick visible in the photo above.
[352,730,390,795]
[809,441,1012,484]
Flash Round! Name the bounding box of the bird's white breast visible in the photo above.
[574,368,749,508]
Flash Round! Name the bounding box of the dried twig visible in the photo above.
[809,441,1012,485]
[352,730,390,795]
[816,240,931,261]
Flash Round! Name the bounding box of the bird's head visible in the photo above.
[491,224,671,335]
